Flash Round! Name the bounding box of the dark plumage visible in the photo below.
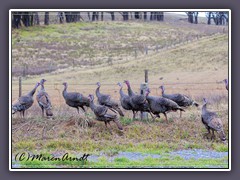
[124,80,154,120]
[62,82,90,113]
[201,98,226,142]
[117,82,133,110]
[223,79,228,91]
[160,85,199,117]
[88,94,123,132]
[36,79,53,117]
[12,82,40,117]
[145,88,185,122]
[96,82,124,117]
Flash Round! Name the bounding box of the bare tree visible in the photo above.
[157,12,164,21]
[193,12,198,24]
[150,12,157,20]
[206,12,228,25]
[22,12,30,27]
[110,12,115,21]
[135,12,140,19]
[186,12,194,23]
[44,12,49,25]
[12,12,22,28]
[92,12,99,21]
[122,12,129,21]
[144,12,147,21]
[34,12,40,25]
[101,12,104,21]
[206,12,212,24]
[186,12,198,24]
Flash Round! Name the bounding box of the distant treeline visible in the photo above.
[186,12,228,25]
[12,11,228,29]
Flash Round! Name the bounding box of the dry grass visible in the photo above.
[12,92,228,155]
[11,19,227,77]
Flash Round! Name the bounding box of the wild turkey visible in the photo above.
[123,80,153,119]
[88,94,123,132]
[96,82,124,117]
[145,88,185,123]
[36,79,53,117]
[201,98,226,142]
[62,82,90,113]
[223,79,228,91]
[12,82,40,117]
[117,82,134,110]
[159,85,199,117]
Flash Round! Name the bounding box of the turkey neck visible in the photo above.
[96,86,102,98]
[40,83,45,91]
[62,85,68,98]
[119,86,125,97]
[161,87,165,96]
[27,84,39,96]
[126,83,134,96]
[202,102,207,114]
[89,99,96,111]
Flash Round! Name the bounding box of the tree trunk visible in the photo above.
[123,12,129,21]
[187,12,194,23]
[135,12,140,19]
[22,12,30,27]
[101,12,104,21]
[12,12,22,28]
[159,12,164,21]
[87,12,91,21]
[144,12,147,21]
[44,12,49,25]
[110,12,115,21]
[207,12,211,25]
[34,12,40,25]
[150,12,157,20]
[92,12,96,21]
[30,13,33,26]
[59,12,64,23]
[194,12,198,24]
[156,12,164,21]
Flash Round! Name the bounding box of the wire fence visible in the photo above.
[11,80,229,109]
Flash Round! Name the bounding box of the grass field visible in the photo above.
[11,15,229,169]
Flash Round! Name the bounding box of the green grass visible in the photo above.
[90,156,228,168]
[14,150,228,168]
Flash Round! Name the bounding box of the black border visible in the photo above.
[1,0,240,179]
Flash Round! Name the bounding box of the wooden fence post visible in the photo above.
[145,69,148,83]
[19,76,22,97]
[140,70,149,120]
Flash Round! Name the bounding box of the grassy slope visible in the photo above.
[12,33,228,103]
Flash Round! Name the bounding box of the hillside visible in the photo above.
[11,21,228,103]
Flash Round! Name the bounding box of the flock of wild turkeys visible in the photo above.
[12,78,229,143]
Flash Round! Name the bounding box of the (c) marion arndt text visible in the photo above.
[14,152,90,162]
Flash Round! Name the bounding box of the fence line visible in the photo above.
[11,81,225,86]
